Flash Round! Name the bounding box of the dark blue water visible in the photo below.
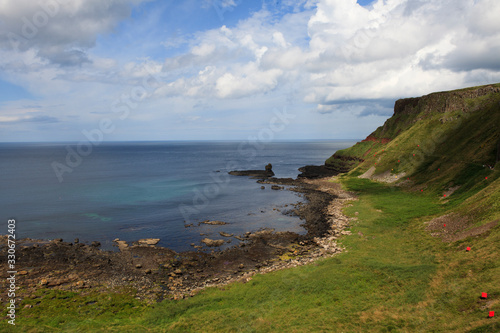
[0,141,355,252]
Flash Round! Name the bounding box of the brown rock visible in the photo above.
[138,238,160,246]
[201,238,225,247]
[199,220,228,225]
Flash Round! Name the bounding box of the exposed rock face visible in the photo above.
[393,85,500,116]
[379,84,500,139]
[229,164,275,178]
[325,83,500,173]
[322,156,364,174]
[297,165,340,178]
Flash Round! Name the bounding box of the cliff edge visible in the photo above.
[325,83,500,180]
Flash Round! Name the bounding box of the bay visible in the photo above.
[0,140,355,251]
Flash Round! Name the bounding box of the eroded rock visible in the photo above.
[201,238,225,247]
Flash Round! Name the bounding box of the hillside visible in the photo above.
[327,83,500,177]
[326,83,500,225]
[3,84,500,332]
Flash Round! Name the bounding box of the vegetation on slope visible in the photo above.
[5,175,499,332]
[326,83,500,183]
[3,83,499,332]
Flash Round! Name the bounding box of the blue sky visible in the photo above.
[0,0,499,142]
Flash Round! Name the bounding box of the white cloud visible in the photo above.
[300,0,500,106]
[272,31,288,48]
[215,63,282,98]
[1,0,500,141]
[0,0,149,65]
[153,0,500,107]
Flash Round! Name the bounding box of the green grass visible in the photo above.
[326,83,500,185]
[6,176,498,332]
[4,84,499,332]
[1,289,148,332]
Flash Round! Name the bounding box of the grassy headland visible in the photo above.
[2,83,499,332]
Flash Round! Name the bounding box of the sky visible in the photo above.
[0,0,499,142]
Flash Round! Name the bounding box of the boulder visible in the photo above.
[201,238,225,247]
[138,238,160,246]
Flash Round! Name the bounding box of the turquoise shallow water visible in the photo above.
[0,140,355,251]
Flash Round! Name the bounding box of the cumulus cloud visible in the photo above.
[1,0,500,141]
[215,64,282,98]
[0,0,149,66]
[151,0,500,111]
[299,0,500,108]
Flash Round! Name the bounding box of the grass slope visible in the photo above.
[326,83,500,184]
[4,177,499,332]
[3,83,499,332]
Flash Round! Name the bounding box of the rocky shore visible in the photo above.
[0,168,356,304]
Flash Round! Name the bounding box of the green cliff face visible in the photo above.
[326,82,500,223]
[326,83,500,177]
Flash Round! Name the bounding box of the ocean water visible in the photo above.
[0,141,355,252]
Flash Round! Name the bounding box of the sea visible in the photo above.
[0,140,356,252]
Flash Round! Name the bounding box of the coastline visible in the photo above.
[0,172,356,303]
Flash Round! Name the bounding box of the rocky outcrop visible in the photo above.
[201,238,225,247]
[229,164,275,178]
[297,165,340,178]
[394,85,500,116]
[377,84,500,139]
[325,83,500,174]
[323,156,364,174]
[199,220,228,226]
[137,238,160,246]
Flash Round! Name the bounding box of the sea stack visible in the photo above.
[228,164,275,178]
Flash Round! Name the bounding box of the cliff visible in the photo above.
[325,83,500,229]
[326,83,500,180]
